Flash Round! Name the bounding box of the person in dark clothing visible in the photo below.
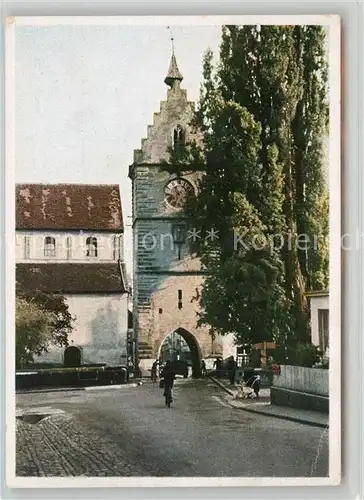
[213,357,223,378]
[161,360,176,402]
[151,360,158,382]
[201,359,207,377]
[228,356,237,385]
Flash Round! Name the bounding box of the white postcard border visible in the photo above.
[5,14,341,489]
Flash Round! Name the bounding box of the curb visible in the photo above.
[207,375,235,396]
[16,382,140,395]
[208,376,328,429]
[85,383,138,391]
[229,402,329,429]
[16,387,86,395]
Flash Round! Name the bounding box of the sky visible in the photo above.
[15,23,222,272]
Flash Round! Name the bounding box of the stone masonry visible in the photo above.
[129,53,223,374]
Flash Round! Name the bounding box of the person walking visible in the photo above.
[161,360,176,406]
[213,357,222,378]
[228,356,237,385]
[151,360,158,382]
[201,359,207,377]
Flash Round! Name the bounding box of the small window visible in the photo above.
[318,309,329,352]
[44,236,56,257]
[66,237,72,260]
[86,236,98,257]
[178,290,183,310]
[159,308,163,315]
[113,235,120,260]
[173,124,185,150]
[24,236,31,259]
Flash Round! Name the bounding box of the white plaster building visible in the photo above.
[16,183,131,367]
[306,290,329,353]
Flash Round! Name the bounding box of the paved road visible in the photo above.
[16,379,328,477]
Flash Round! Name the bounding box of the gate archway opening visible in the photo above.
[157,328,202,378]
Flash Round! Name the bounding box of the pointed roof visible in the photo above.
[164,52,183,87]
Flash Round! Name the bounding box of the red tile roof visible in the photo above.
[16,263,127,294]
[16,184,123,231]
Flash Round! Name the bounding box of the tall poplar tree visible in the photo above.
[164,24,329,346]
[215,25,329,341]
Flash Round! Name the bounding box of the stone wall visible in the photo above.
[130,71,219,375]
[271,365,329,413]
[33,293,129,367]
[132,81,200,165]
[273,365,329,396]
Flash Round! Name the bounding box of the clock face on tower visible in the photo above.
[164,178,194,210]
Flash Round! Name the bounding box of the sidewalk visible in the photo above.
[209,376,329,429]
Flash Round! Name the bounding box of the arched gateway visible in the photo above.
[129,52,224,376]
[157,328,202,378]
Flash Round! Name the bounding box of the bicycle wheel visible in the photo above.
[165,387,172,407]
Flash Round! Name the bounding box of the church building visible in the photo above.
[129,53,234,376]
[15,183,131,368]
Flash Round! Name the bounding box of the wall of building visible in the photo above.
[271,365,329,413]
[222,333,237,361]
[136,270,223,375]
[309,295,329,346]
[16,230,123,263]
[273,365,329,397]
[131,74,222,375]
[133,83,199,165]
[33,293,129,367]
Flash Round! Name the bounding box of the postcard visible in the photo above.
[6,15,341,487]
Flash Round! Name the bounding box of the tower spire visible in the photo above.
[165,26,183,88]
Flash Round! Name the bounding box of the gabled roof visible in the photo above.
[16,263,127,294]
[16,184,123,231]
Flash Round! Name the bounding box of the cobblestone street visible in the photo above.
[16,379,329,477]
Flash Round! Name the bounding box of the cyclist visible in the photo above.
[161,360,176,407]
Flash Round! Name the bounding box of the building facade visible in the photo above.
[129,53,227,376]
[15,183,130,367]
[307,290,329,354]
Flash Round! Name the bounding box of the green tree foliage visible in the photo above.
[216,25,329,341]
[162,25,329,348]
[16,288,74,368]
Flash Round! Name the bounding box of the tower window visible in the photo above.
[44,236,56,257]
[178,289,183,310]
[173,125,185,150]
[86,237,98,257]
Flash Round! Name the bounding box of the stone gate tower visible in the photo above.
[129,53,223,376]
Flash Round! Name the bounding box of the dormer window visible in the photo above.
[44,236,56,257]
[86,237,98,258]
[173,125,185,150]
